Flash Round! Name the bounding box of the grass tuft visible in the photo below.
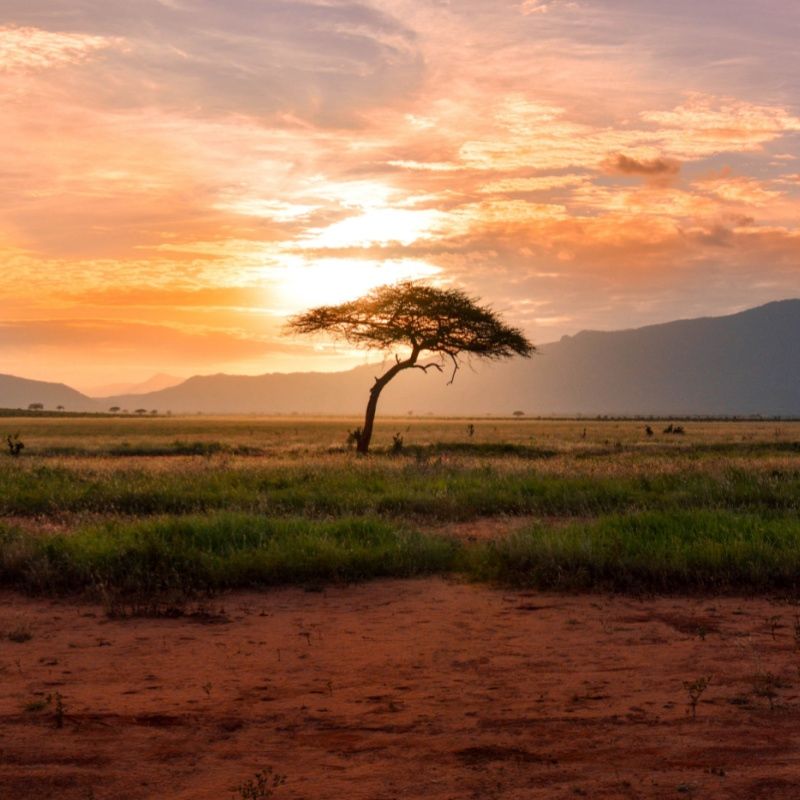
[0,514,457,597]
[464,510,800,593]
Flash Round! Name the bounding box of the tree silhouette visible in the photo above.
[286,281,534,453]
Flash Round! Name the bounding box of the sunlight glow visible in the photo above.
[303,208,444,248]
[265,257,442,313]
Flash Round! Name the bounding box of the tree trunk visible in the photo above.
[357,383,382,454]
[356,351,418,454]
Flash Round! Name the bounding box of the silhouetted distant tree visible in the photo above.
[134,408,147,415]
[109,406,121,413]
[286,281,534,453]
[27,403,43,411]
[56,405,65,412]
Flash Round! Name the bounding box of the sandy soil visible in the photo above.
[2,579,800,800]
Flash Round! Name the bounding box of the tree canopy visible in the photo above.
[286,281,535,452]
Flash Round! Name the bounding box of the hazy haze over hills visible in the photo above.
[2,301,799,417]
[0,374,100,412]
[88,374,184,398]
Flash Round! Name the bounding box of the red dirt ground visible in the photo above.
[2,579,800,799]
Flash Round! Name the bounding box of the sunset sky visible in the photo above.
[2,0,799,392]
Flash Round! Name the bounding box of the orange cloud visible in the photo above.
[603,154,681,184]
[0,25,117,72]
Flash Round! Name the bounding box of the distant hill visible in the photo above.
[2,300,799,416]
[0,374,99,413]
[90,373,183,398]
[97,299,800,417]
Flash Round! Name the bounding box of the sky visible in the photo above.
[1,0,799,392]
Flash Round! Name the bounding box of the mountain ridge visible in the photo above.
[2,299,799,416]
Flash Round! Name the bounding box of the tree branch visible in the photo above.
[446,351,460,385]
[413,362,443,374]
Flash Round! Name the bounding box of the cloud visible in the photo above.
[0,319,294,362]
[64,286,268,309]
[519,0,574,15]
[1,2,423,124]
[478,175,588,194]
[0,25,117,72]
[642,94,800,156]
[603,154,681,182]
[701,177,782,206]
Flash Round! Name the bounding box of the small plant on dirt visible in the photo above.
[232,767,286,800]
[391,432,404,454]
[751,672,785,710]
[24,696,50,713]
[683,675,711,718]
[346,427,362,450]
[50,691,66,728]
[767,615,781,640]
[466,423,475,438]
[6,433,24,457]
[6,625,32,643]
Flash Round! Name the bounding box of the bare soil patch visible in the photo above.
[2,580,800,799]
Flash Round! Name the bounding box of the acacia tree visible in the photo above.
[286,281,535,453]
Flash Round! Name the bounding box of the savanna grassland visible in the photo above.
[3,416,800,799]
[3,414,800,597]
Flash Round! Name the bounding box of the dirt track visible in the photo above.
[2,579,800,799]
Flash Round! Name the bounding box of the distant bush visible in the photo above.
[6,433,23,457]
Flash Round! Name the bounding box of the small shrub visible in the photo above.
[24,697,50,713]
[391,432,404,454]
[683,675,711,719]
[6,433,23,457]
[233,767,286,800]
[7,625,32,643]
[751,672,786,710]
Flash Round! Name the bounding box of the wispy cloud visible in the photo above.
[0,25,117,72]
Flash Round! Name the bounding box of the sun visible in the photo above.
[265,257,442,313]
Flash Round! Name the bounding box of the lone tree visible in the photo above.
[286,281,534,453]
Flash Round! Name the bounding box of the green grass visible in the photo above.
[465,510,800,593]
[2,418,800,597]
[0,514,457,596]
[3,510,800,597]
[0,461,799,519]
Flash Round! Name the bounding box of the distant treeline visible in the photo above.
[0,408,157,418]
[0,407,799,422]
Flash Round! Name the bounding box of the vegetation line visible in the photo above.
[2,461,800,519]
[2,510,800,599]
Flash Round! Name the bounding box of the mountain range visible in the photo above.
[3,299,799,416]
